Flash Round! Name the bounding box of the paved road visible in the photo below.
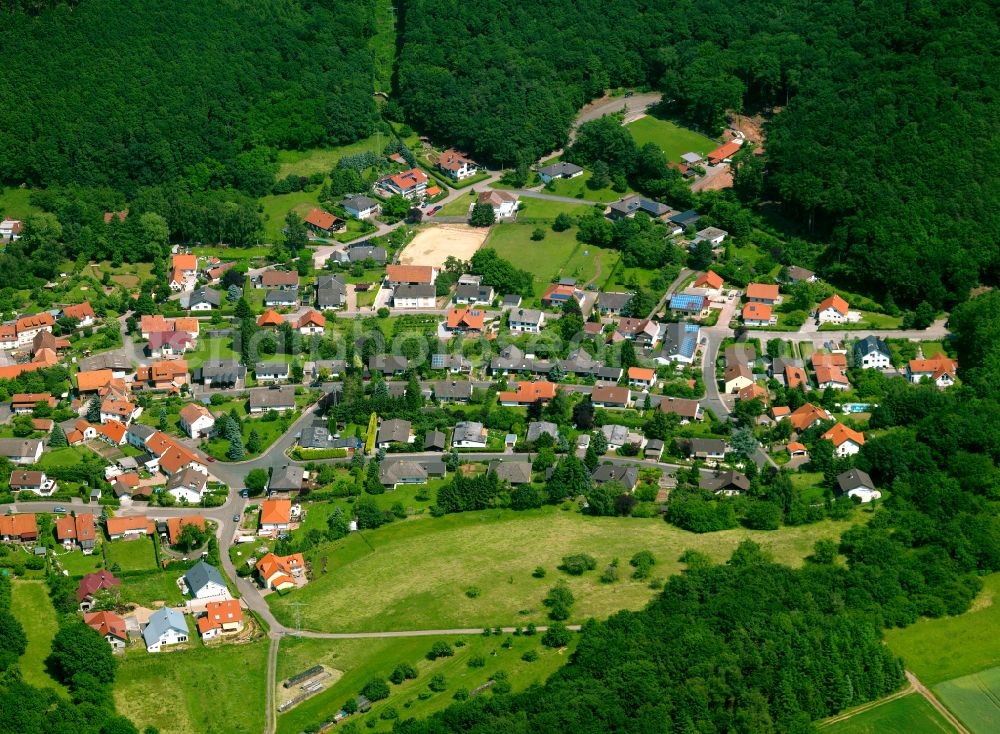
[573,93,663,130]
[504,189,599,206]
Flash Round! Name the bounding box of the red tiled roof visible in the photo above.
[707,141,742,164]
[694,271,724,289]
[0,513,36,539]
[257,310,284,327]
[76,570,119,602]
[197,599,243,634]
[62,302,95,320]
[818,294,849,315]
[822,423,865,448]
[437,149,477,173]
[380,168,428,191]
[746,283,779,301]
[103,210,127,224]
[304,209,339,231]
[909,353,958,380]
[498,381,558,405]
[446,307,484,331]
[172,254,197,271]
[743,302,772,321]
[84,611,127,642]
[167,515,205,545]
[261,270,300,287]
[788,403,831,432]
[628,367,655,381]
[812,353,848,368]
[260,499,291,526]
[386,265,435,284]
[16,312,54,332]
[296,310,325,329]
[785,365,808,389]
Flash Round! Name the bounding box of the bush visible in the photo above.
[541,622,572,648]
[530,228,545,241]
[543,583,575,621]
[453,687,469,701]
[389,662,418,684]
[465,586,481,599]
[559,554,597,575]
[467,655,486,668]
[532,566,546,578]
[521,649,539,662]
[362,677,390,701]
[630,550,656,580]
[600,564,618,583]
[428,673,447,692]
[427,641,454,660]
[379,707,399,720]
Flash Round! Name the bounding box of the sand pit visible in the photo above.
[398,224,490,268]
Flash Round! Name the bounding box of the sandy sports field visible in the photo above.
[398,223,489,268]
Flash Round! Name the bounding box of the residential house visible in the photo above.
[742,301,775,326]
[145,431,207,477]
[105,515,154,541]
[508,308,545,333]
[816,294,850,324]
[300,422,359,452]
[204,261,236,284]
[10,470,56,496]
[135,360,190,391]
[0,513,36,543]
[268,466,305,495]
[165,516,206,545]
[591,464,639,491]
[681,152,703,165]
[837,468,881,503]
[379,458,446,488]
[0,219,22,241]
[590,385,631,409]
[787,442,809,458]
[854,336,892,370]
[445,306,485,334]
[78,353,132,377]
[338,243,386,264]
[84,611,128,651]
[452,421,488,448]
[303,208,345,236]
[423,430,447,451]
[597,292,632,316]
[653,322,701,365]
[264,290,298,308]
[146,330,193,359]
[11,392,55,414]
[489,460,532,485]
[668,209,701,232]
[0,438,43,465]
[526,421,559,443]
[166,467,209,504]
[184,560,229,601]
[434,380,473,404]
[685,438,728,460]
[15,312,55,346]
[724,344,757,366]
[907,353,958,387]
[188,287,222,311]
[256,362,290,383]
[606,194,671,221]
[297,311,326,335]
[537,161,583,183]
[656,397,702,422]
[784,265,817,283]
[393,284,437,309]
[615,317,661,346]
[540,282,582,308]
[815,365,850,391]
[256,552,305,591]
[498,381,557,406]
[315,274,347,310]
[669,294,705,319]
[700,470,750,496]
[368,355,409,375]
[342,195,381,220]
[437,149,479,180]
[99,399,139,425]
[787,403,833,432]
[76,570,120,611]
[745,283,780,305]
[822,423,865,457]
[256,310,284,329]
[693,271,724,292]
[501,294,522,310]
[179,403,215,439]
[600,424,630,451]
[143,607,189,652]
[454,275,495,305]
[197,599,244,639]
[170,253,198,291]
[386,265,437,286]
[628,366,656,391]
[477,190,519,218]
[645,439,664,460]
[724,363,754,394]
[738,383,768,403]
[377,419,413,448]
[784,364,809,390]
[377,168,428,199]
[193,360,246,389]
[693,227,728,246]
[62,302,96,326]
[260,498,292,533]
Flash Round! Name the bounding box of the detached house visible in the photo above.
[315,274,347,310]
[477,190,519,218]
[628,367,656,390]
[821,423,865,457]
[304,208,345,236]
[143,607,188,652]
[445,306,485,334]
[537,161,583,183]
[183,560,229,600]
[77,570,120,611]
[0,438,43,465]
[0,513,37,542]
[197,599,244,639]
[452,421,488,449]
[256,552,305,591]
[837,468,881,503]
[816,294,850,324]
[179,403,215,439]
[907,353,958,387]
[498,381,557,406]
[376,419,413,448]
[84,611,128,651]
[342,195,381,220]
[188,287,222,311]
[590,385,631,409]
[393,284,436,309]
[10,470,56,496]
[745,283,780,305]
[62,301,96,327]
[742,301,775,326]
[508,308,545,333]
[297,310,326,335]
[854,336,892,370]
[259,499,292,533]
[437,149,479,180]
[377,168,428,199]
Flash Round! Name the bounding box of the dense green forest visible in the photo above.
[396,0,999,308]
[0,0,378,189]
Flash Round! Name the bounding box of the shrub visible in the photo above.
[467,655,486,668]
[531,228,545,241]
[389,662,418,684]
[559,554,597,575]
[630,550,656,580]
[521,649,539,662]
[600,565,618,583]
[465,586,480,599]
[362,677,389,701]
[379,707,399,720]
[427,641,454,660]
[532,566,546,578]
[453,687,469,701]
[428,673,447,692]
[543,583,575,621]
[541,622,572,648]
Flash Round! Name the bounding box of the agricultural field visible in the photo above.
[10,580,66,693]
[934,667,1000,734]
[886,574,1000,685]
[268,505,852,633]
[115,638,269,734]
[485,224,581,289]
[823,693,956,734]
[276,632,576,734]
[625,115,718,162]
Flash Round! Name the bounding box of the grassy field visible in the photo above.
[625,115,718,162]
[115,639,269,734]
[204,410,297,462]
[544,170,630,203]
[37,446,87,469]
[823,693,956,734]
[560,244,619,286]
[184,336,239,369]
[54,548,105,576]
[0,186,43,219]
[437,195,475,217]
[934,666,1000,734]
[371,0,396,92]
[276,632,576,734]
[11,580,66,693]
[515,197,596,221]
[80,261,155,289]
[106,536,158,572]
[885,574,1000,685]
[485,224,581,288]
[268,505,851,633]
[276,135,387,179]
[819,311,904,331]
[120,569,185,607]
[260,189,324,243]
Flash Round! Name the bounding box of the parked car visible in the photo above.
[432,205,443,212]
[232,514,241,522]
[207,456,216,462]
[53,506,66,513]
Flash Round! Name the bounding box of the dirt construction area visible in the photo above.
[398,223,490,269]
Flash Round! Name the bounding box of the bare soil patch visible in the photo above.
[398,223,490,269]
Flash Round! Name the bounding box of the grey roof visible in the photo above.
[488,460,532,485]
[394,284,436,300]
[431,353,471,371]
[316,274,347,307]
[600,424,630,446]
[347,245,386,263]
[591,464,638,489]
[343,195,379,211]
[695,227,728,240]
[597,292,633,312]
[265,290,297,306]
[452,421,486,444]
[369,355,409,374]
[509,308,543,325]
[424,430,446,450]
[837,468,875,493]
[854,336,891,358]
[195,359,246,385]
[127,423,156,441]
[381,461,426,485]
[657,322,701,361]
[300,422,337,449]
[669,209,701,227]
[142,607,187,647]
[248,386,296,410]
[700,470,750,493]
[538,161,583,178]
[596,366,624,381]
[686,438,727,456]
[559,348,599,376]
[269,464,305,491]
[165,467,208,495]
[316,274,347,291]
[183,560,226,597]
[645,439,665,453]
[609,195,670,218]
[785,265,815,282]
[681,152,702,164]
[724,344,757,366]
[455,283,494,302]
[78,352,133,372]
[501,294,522,307]
[434,380,473,401]
[0,438,42,459]
[189,287,222,308]
[526,421,558,442]
[256,362,290,378]
[377,419,412,445]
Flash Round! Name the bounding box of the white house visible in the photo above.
[197,600,244,639]
[392,284,436,309]
[837,468,881,503]
[0,438,44,465]
[822,424,865,457]
[142,607,189,652]
[477,190,519,218]
[437,149,479,180]
[255,362,290,383]
[296,311,326,336]
[0,219,23,241]
[178,403,215,439]
[183,560,230,600]
[342,195,381,220]
[452,421,488,449]
[166,467,209,504]
[853,336,892,370]
[508,308,545,333]
[816,294,851,324]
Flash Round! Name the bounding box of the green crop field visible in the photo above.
[934,666,1000,734]
[276,632,576,734]
[268,505,851,633]
[886,574,1000,684]
[485,224,581,287]
[115,638,268,734]
[11,579,67,693]
[625,115,718,162]
[823,693,956,734]
[105,536,158,572]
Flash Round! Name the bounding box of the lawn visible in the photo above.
[885,574,1000,685]
[276,135,387,179]
[819,311,904,331]
[80,261,155,289]
[437,195,475,217]
[204,411,298,462]
[823,693,956,734]
[543,170,631,203]
[0,186,43,219]
[608,265,661,290]
[560,244,619,287]
[485,224,581,288]
[191,244,272,262]
[115,638,269,734]
[120,569,185,607]
[11,579,67,694]
[260,189,325,243]
[37,446,87,469]
[515,197,597,221]
[934,666,1000,734]
[53,548,105,577]
[625,115,719,162]
[276,632,576,734]
[268,506,851,633]
[371,0,396,92]
[184,336,239,369]
[105,536,158,572]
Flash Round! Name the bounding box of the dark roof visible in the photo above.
[183,560,226,596]
[343,195,379,210]
[591,464,638,489]
[699,470,750,493]
[265,290,297,305]
[538,161,583,178]
[256,362,290,377]
[377,419,412,444]
[854,336,891,358]
[669,209,701,227]
[394,284,436,299]
[488,460,532,485]
[369,355,409,374]
[269,465,305,491]
[597,292,633,311]
[837,468,875,492]
[189,288,222,307]
[248,386,295,409]
[434,380,473,400]
[424,430,446,450]
[686,438,727,455]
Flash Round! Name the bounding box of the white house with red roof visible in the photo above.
[377,168,428,199]
[303,208,345,235]
[436,149,479,180]
[816,294,855,324]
